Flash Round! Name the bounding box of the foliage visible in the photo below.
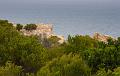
[65,35,98,53]
[112,67,120,76]
[24,24,37,31]
[0,20,48,73]
[47,46,65,60]
[0,61,23,76]
[95,69,112,76]
[84,46,120,72]
[38,36,61,48]
[2,19,120,76]
[48,36,61,47]
[37,53,91,76]
[16,24,23,31]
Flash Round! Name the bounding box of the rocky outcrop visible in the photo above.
[20,23,64,44]
[50,34,64,44]
[21,24,53,37]
[93,32,111,43]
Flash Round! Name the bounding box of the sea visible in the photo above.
[0,2,120,38]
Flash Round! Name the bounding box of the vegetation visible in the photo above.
[37,53,91,76]
[16,24,23,31]
[0,61,23,76]
[1,19,120,76]
[24,24,37,31]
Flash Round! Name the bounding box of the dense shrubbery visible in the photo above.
[24,24,37,31]
[37,53,91,76]
[1,19,120,76]
[0,20,48,74]
[16,24,23,31]
[0,61,23,76]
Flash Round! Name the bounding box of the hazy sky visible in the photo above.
[0,0,119,5]
[0,0,119,19]
[0,0,119,10]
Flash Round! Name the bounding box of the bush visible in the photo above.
[0,61,23,76]
[95,68,112,76]
[24,24,37,31]
[112,67,120,76]
[37,53,91,76]
[16,24,23,31]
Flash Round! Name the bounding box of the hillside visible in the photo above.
[0,19,120,76]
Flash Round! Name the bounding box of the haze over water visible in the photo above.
[0,0,120,38]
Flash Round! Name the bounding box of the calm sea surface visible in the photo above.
[0,3,120,38]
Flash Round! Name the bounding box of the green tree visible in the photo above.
[24,24,37,31]
[0,20,48,73]
[84,46,120,72]
[48,36,61,47]
[16,24,23,31]
[65,35,98,53]
[107,38,115,45]
[0,19,13,27]
[37,53,91,76]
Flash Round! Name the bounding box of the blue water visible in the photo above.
[0,3,120,38]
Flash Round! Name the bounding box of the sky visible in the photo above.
[0,0,119,11]
[0,0,119,22]
[0,0,119,18]
[0,0,119,5]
